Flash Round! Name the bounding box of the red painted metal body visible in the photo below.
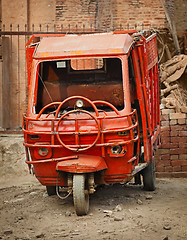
[23,31,160,187]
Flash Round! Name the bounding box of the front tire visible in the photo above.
[73,174,89,216]
[142,159,156,191]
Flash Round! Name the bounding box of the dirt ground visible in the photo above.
[0,136,187,240]
[0,175,186,240]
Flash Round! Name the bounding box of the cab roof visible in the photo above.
[34,32,134,59]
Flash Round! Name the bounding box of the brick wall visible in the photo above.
[56,0,97,31]
[55,0,167,31]
[155,107,187,177]
[112,0,166,29]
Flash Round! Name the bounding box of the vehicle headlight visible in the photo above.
[111,145,123,155]
[38,147,49,157]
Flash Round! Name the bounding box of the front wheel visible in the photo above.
[73,174,89,216]
[142,159,156,191]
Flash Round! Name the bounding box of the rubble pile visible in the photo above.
[160,54,187,113]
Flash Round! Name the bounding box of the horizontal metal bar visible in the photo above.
[23,123,138,136]
[23,109,137,121]
[26,155,79,164]
[0,31,102,36]
[23,136,139,148]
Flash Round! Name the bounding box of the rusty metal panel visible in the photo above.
[2,37,10,129]
[34,33,134,59]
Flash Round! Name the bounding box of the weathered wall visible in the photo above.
[56,0,97,31]
[97,0,114,31]
[29,0,55,31]
[1,0,56,129]
[112,0,166,29]
[1,0,28,129]
[55,0,167,31]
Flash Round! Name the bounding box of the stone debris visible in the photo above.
[160,54,187,113]
[137,199,143,205]
[3,230,13,235]
[29,192,38,196]
[36,233,45,238]
[163,225,171,230]
[65,211,72,216]
[113,216,124,221]
[4,198,25,204]
[114,204,122,212]
[42,192,48,198]
[163,236,169,240]
[103,210,113,217]
[145,195,153,200]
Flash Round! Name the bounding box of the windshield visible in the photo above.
[35,57,124,113]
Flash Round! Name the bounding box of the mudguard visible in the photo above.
[56,154,107,173]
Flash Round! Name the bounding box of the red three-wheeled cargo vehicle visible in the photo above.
[23,31,161,215]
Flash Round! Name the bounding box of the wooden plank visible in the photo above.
[2,37,10,129]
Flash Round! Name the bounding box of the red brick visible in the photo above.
[154,154,161,161]
[165,166,173,172]
[171,160,187,166]
[161,143,178,149]
[156,172,172,177]
[160,131,170,137]
[171,136,187,143]
[161,137,170,144]
[170,130,179,137]
[179,142,187,148]
[179,154,187,160]
[156,172,187,178]
[170,154,179,160]
[182,166,187,171]
[172,172,187,177]
[156,166,165,172]
[157,149,170,154]
[170,125,187,131]
[161,154,170,160]
[156,160,171,167]
[179,131,187,137]
[170,148,187,155]
[173,166,182,172]
[161,126,170,132]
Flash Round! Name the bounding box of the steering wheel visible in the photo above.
[56,109,100,152]
[54,96,100,152]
